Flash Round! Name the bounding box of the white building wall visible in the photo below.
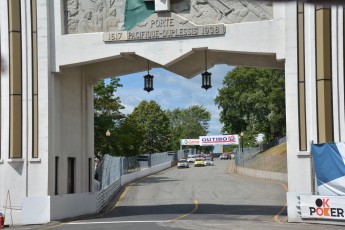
[51,67,94,194]
[332,6,345,142]
[285,1,313,194]
[3,0,345,225]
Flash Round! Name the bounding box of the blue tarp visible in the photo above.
[311,143,345,195]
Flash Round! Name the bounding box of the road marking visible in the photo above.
[274,202,287,223]
[67,220,165,225]
[228,168,288,224]
[110,176,149,212]
[165,200,199,222]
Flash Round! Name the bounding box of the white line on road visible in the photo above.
[67,220,165,225]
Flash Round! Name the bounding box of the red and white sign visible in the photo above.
[300,195,345,220]
[180,139,200,146]
[199,135,239,146]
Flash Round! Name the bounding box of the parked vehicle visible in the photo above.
[204,157,214,166]
[187,155,195,163]
[194,158,205,167]
[220,154,229,160]
[177,159,189,168]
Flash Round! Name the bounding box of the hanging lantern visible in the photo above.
[144,73,154,93]
[201,70,212,90]
[201,50,212,91]
[144,61,154,93]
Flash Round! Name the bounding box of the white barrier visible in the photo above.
[236,166,288,183]
[21,162,172,225]
[22,193,97,225]
[96,179,121,212]
[121,162,171,187]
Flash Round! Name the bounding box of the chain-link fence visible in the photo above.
[96,154,121,190]
[235,137,287,173]
[236,151,287,173]
[96,150,188,189]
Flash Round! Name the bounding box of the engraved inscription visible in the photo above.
[103,13,225,42]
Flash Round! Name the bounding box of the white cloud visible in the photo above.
[114,64,233,135]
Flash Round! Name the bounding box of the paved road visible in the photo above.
[27,159,344,230]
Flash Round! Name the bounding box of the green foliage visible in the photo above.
[115,115,146,156]
[166,105,211,150]
[94,77,124,158]
[214,67,286,144]
[129,100,172,154]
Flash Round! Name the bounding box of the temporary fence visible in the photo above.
[236,151,287,173]
[95,150,194,212]
[235,137,287,174]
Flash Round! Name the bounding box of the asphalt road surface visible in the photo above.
[25,159,344,230]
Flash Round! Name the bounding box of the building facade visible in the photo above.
[0,0,344,225]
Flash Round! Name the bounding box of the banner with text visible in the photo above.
[300,195,345,220]
[199,135,239,146]
[180,139,200,146]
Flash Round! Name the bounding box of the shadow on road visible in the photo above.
[103,203,286,219]
[131,176,180,185]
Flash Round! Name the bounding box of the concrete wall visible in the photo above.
[121,162,172,186]
[50,67,94,195]
[22,193,97,225]
[235,166,288,184]
[20,162,171,225]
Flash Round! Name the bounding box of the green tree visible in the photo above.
[166,105,211,150]
[115,115,146,156]
[94,77,124,158]
[130,100,172,154]
[214,67,285,144]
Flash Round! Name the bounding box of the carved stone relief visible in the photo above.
[172,0,273,25]
[65,0,126,34]
[65,0,272,34]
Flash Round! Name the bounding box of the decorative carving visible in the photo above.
[65,0,125,34]
[172,0,273,25]
[65,0,273,34]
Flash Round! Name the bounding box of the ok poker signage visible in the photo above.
[199,135,239,146]
[300,195,345,220]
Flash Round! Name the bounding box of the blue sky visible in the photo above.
[113,64,234,136]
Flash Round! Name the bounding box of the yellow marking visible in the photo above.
[111,186,131,211]
[228,170,288,224]
[39,168,174,229]
[165,200,199,222]
[274,202,287,223]
[110,176,149,212]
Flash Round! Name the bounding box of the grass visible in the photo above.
[245,143,287,173]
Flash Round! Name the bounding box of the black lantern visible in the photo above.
[201,71,212,90]
[201,50,212,90]
[144,61,154,93]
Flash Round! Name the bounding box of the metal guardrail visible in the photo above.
[95,150,185,213]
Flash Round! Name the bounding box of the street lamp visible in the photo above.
[240,131,244,153]
[240,132,244,167]
[144,61,154,93]
[201,50,212,91]
[106,130,111,154]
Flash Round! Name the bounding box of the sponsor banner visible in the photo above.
[300,195,345,220]
[199,135,239,146]
[180,139,200,146]
[311,143,345,195]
